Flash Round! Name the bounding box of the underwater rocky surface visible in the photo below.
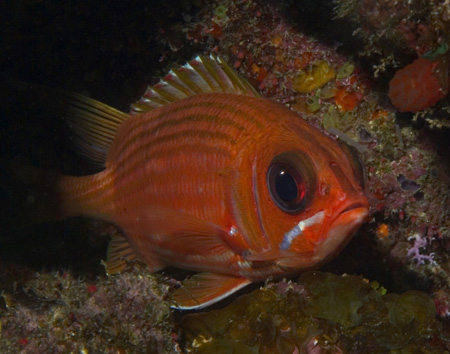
[181,272,446,353]
[0,266,178,353]
[1,0,450,352]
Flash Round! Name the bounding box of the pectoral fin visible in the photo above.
[122,206,237,257]
[171,272,251,310]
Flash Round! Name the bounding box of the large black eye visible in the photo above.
[267,151,314,214]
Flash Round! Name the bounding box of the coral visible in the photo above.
[180,272,449,353]
[388,57,448,112]
[375,223,389,239]
[183,0,450,334]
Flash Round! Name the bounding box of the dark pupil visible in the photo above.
[276,170,298,202]
[267,162,307,214]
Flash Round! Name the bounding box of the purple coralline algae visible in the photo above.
[407,233,437,266]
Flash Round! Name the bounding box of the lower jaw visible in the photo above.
[314,208,368,262]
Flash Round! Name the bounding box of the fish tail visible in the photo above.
[9,162,115,224]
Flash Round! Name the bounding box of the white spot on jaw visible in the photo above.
[229,226,237,237]
[279,211,325,250]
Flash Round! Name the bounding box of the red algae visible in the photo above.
[334,87,363,111]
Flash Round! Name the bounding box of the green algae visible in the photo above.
[322,105,340,130]
[181,272,448,353]
[306,96,321,112]
[336,61,355,79]
[214,5,228,20]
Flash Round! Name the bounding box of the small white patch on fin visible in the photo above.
[131,55,259,114]
[171,272,251,310]
[104,232,139,275]
[61,92,130,166]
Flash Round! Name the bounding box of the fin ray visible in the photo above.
[131,55,259,114]
[105,232,138,274]
[61,92,129,166]
[171,273,251,310]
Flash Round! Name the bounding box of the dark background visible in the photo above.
[0,0,209,275]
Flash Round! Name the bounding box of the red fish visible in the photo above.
[26,56,369,309]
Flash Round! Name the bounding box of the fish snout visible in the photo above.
[300,197,369,265]
[323,197,369,244]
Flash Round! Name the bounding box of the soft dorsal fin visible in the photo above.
[131,55,260,114]
[61,92,130,167]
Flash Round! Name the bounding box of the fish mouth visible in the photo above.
[331,198,369,232]
[270,198,369,270]
[340,202,368,215]
[314,198,369,262]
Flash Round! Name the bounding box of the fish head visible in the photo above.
[231,108,369,272]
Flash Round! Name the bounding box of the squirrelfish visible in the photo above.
[26,56,369,309]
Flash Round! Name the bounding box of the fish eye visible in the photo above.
[267,164,306,213]
[267,151,315,214]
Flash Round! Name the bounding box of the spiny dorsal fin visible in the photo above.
[62,92,130,167]
[63,55,257,165]
[131,55,260,114]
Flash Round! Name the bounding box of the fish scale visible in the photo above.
[113,97,265,164]
[109,93,272,229]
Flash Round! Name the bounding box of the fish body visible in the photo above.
[39,56,369,309]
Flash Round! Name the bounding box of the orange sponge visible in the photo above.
[388,57,448,112]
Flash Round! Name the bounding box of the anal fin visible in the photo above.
[171,272,251,310]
